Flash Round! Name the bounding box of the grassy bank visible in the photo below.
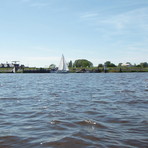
[69,67,148,73]
[0,68,13,73]
[0,67,148,73]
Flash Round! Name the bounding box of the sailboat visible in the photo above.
[57,54,69,73]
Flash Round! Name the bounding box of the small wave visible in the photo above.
[73,132,109,142]
[117,100,148,105]
[128,100,148,104]
[105,118,129,124]
[120,89,136,93]
[50,120,61,125]
[141,120,148,125]
[0,97,34,101]
[50,120,76,130]
[84,120,97,125]
[122,139,148,148]
[92,100,108,104]
[0,136,33,148]
[84,111,100,115]
[41,136,94,147]
[0,98,19,100]
[49,93,60,98]
[75,120,107,128]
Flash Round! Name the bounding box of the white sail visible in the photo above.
[58,55,69,72]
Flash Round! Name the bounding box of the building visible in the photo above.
[121,62,133,67]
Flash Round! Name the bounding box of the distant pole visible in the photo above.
[119,68,122,73]
[12,61,20,64]
[104,63,107,73]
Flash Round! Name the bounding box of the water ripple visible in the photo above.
[0,73,148,147]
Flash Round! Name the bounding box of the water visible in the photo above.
[0,73,148,148]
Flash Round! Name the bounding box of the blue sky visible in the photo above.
[0,0,148,67]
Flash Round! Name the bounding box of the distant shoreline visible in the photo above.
[0,67,148,73]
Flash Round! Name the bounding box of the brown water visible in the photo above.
[0,73,148,148]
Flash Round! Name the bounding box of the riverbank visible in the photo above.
[0,67,148,73]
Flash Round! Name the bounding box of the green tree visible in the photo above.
[105,61,116,67]
[68,60,73,68]
[140,62,148,68]
[118,63,122,67]
[105,61,111,67]
[49,64,56,69]
[73,59,93,68]
[98,64,103,67]
[110,63,116,67]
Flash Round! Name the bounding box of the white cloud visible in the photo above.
[21,56,60,67]
[29,3,49,8]
[81,7,148,34]
[21,0,31,3]
[21,0,49,8]
[81,12,98,19]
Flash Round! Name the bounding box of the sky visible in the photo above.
[0,0,148,67]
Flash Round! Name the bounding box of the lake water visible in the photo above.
[0,73,148,148]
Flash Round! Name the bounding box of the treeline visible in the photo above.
[48,59,148,73]
[1,59,148,73]
[66,59,148,68]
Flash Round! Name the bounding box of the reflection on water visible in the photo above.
[0,73,148,148]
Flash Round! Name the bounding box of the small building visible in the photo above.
[0,64,4,68]
[4,64,8,68]
[0,62,21,68]
[9,64,15,68]
[13,64,20,67]
[121,62,133,67]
